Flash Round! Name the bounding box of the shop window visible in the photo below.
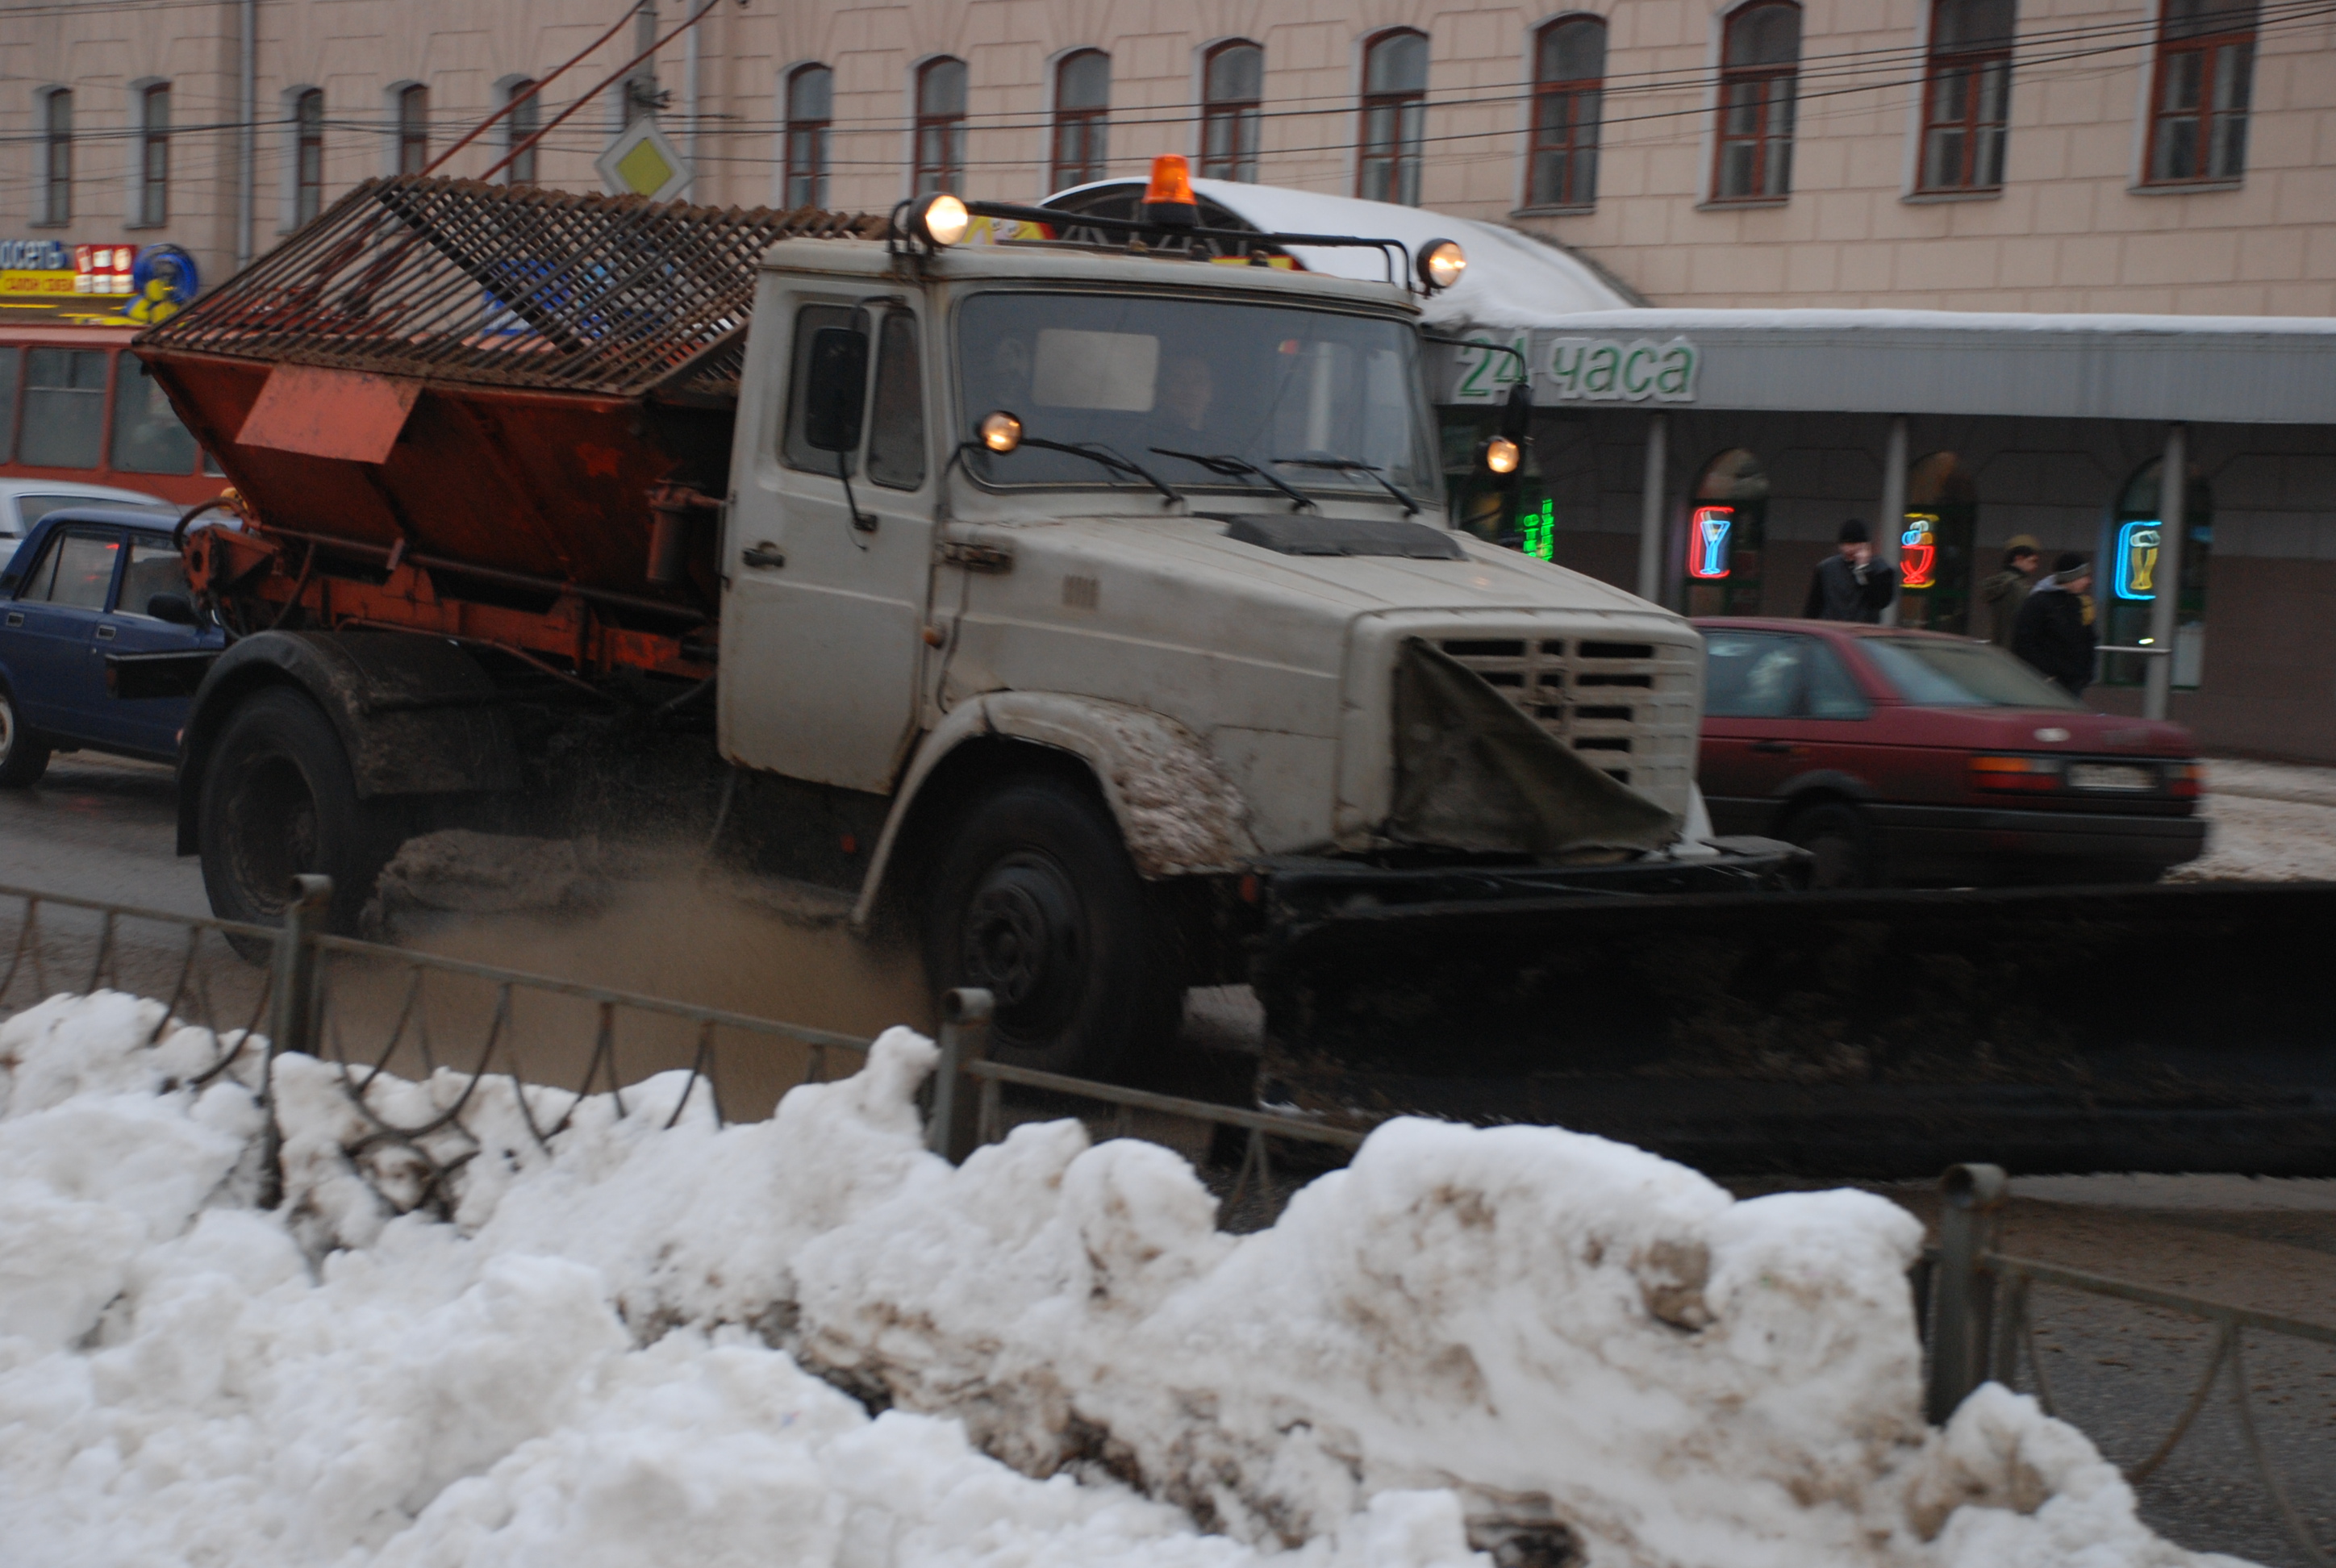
[2144,0,2257,185]
[1896,452,1979,632]
[21,348,109,470]
[292,89,325,225]
[914,57,968,194]
[1918,0,2013,193]
[1527,16,1605,210]
[1358,30,1427,206]
[0,346,19,464]
[504,79,541,186]
[784,65,832,207]
[136,83,171,227]
[1713,2,1800,202]
[2102,458,2210,688]
[1052,50,1110,190]
[111,360,201,476]
[1686,448,1767,615]
[39,89,71,226]
[1200,41,1262,181]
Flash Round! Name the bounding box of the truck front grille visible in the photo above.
[1434,634,1700,815]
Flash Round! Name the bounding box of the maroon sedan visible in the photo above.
[1692,618,2205,888]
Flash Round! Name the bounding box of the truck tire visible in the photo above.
[1782,799,1874,890]
[198,686,398,934]
[0,683,49,788]
[924,775,1181,1078]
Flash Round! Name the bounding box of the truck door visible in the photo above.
[5,523,123,740]
[724,301,933,792]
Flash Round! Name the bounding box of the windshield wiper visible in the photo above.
[991,434,1182,504]
[1149,448,1317,513]
[1274,455,1421,515]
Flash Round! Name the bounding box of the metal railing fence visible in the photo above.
[1926,1163,2334,1568]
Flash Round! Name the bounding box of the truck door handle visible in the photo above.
[1749,739,1794,754]
[741,543,786,570]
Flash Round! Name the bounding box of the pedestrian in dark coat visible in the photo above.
[1802,519,1898,623]
[1979,536,2042,648]
[2013,553,2098,697]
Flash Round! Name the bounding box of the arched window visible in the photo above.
[39,89,71,226]
[2145,0,2257,185]
[1687,448,1768,615]
[2104,458,2212,687]
[503,79,540,186]
[395,83,429,176]
[1713,2,1800,202]
[1919,0,2013,192]
[292,88,325,225]
[1897,452,1979,632]
[1527,16,1605,209]
[1358,30,1427,205]
[1052,50,1110,189]
[1200,42,1262,181]
[136,83,171,227]
[914,57,967,194]
[785,64,832,207]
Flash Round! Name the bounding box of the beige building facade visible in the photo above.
[2,0,2328,315]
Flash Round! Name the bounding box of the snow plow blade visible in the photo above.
[1251,878,2336,1178]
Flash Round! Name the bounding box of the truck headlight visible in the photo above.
[1417,239,1466,293]
[907,192,970,249]
[978,411,1023,453]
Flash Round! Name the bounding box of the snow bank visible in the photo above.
[0,992,2244,1568]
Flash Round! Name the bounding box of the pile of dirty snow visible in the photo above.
[0,991,2245,1568]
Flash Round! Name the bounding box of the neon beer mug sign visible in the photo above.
[2115,521,2160,601]
[1899,512,1939,590]
[1687,506,1733,579]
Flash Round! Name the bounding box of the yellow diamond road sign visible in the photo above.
[596,120,692,202]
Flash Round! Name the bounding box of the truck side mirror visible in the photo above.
[801,327,869,454]
[1500,381,1533,442]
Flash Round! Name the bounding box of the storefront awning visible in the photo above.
[1430,307,2336,427]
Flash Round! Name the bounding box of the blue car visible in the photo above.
[0,506,225,786]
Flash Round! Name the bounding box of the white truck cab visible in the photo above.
[717,211,1736,1073]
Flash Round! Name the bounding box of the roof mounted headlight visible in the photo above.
[978,410,1023,453]
[906,192,970,249]
[1418,238,1466,293]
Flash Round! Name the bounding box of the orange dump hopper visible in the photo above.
[137,177,883,611]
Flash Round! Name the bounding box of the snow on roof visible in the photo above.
[1045,176,1637,326]
[1531,305,2336,339]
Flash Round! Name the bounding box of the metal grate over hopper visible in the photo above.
[138,175,886,398]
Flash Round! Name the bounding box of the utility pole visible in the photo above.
[628,2,660,124]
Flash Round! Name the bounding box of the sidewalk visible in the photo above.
[2175,760,2336,882]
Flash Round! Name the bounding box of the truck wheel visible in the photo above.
[1783,800,1875,890]
[924,775,1180,1078]
[198,686,395,934]
[0,684,49,788]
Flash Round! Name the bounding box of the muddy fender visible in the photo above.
[177,630,522,853]
[851,693,1257,928]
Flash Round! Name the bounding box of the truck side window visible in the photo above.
[781,304,861,476]
[865,313,925,490]
[19,528,121,610]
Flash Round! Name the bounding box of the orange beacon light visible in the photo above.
[1143,154,1199,227]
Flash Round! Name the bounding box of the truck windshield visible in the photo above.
[958,292,1432,502]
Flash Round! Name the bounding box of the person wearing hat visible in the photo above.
[1801,518,1899,623]
[2013,551,2098,697]
[1979,535,2042,649]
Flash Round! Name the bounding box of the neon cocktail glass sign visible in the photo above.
[2115,520,2159,602]
[1688,506,1732,579]
[1899,512,1938,590]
